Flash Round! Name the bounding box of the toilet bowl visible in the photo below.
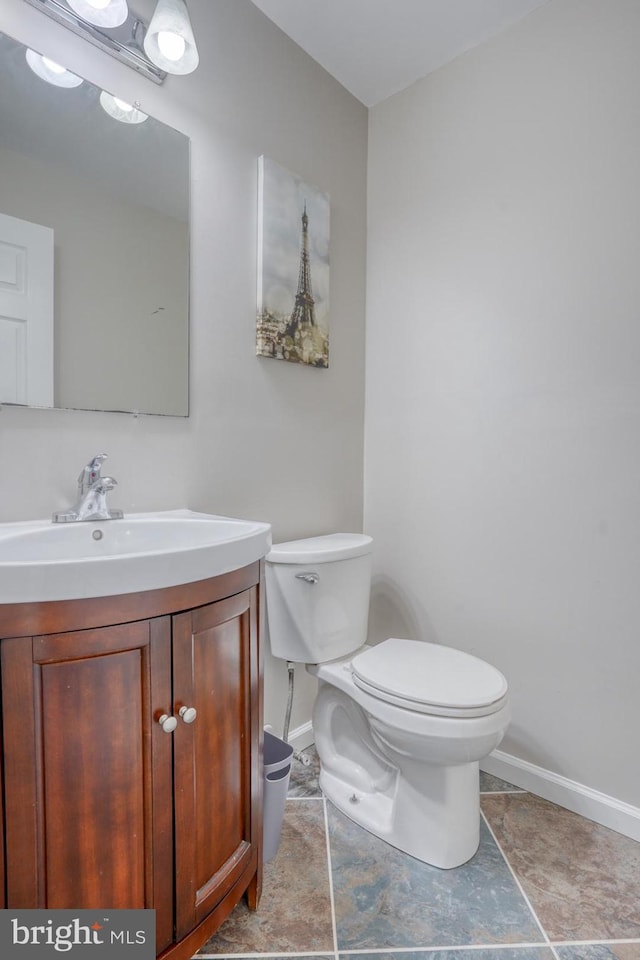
[265,534,510,869]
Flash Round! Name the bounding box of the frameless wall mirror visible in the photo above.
[0,30,189,416]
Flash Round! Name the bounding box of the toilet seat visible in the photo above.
[351,638,508,718]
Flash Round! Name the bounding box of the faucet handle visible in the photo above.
[77,453,108,491]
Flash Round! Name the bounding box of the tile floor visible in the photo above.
[198,748,640,960]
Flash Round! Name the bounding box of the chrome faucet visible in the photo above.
[52,454,124,523]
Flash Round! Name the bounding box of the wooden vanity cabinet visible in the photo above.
[0,562,264,960]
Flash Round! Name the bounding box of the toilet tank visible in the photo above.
[265,533,373,663]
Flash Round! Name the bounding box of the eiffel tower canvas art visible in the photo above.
[257,156,330,367]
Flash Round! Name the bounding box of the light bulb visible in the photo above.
[41,57,66,74]
[67,0,129,28]
[143,0,199,75]
[157,30,186,63]
[25,49,83,88]
[99,90,148,124]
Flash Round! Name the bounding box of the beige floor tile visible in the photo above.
[197,799,333,954]
[482,793,640,942]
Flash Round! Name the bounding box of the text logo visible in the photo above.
[0,910,155,958]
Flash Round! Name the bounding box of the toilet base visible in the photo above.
[318,753,481,869]
[312,679,489,869]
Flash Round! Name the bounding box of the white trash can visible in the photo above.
[263,731,294,862]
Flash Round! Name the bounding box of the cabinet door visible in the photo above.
[173,588,261,939]
[1,619,174,952]
[0,716,5,908]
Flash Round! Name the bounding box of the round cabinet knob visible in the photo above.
[179,705,197,724]
[158,713,177,734]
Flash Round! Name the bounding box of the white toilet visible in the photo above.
[265,533,510,869]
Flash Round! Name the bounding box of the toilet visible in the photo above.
[265,533,510,869]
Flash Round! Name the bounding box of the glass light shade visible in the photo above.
[99,91,148,123]
[25,49,83,87]
[143,0,199,75]
[66,0,129,28]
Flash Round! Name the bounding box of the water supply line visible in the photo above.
[283,661,311,766]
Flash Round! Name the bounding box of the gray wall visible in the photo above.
[366,0,640,806]
[0,0,368,733]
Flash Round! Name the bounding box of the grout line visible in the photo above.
[196,944,640,960]
[479,790,527,795]
[322,795,341,960]
[550,938,640,946]
[229,937,640,954]
[480,810,561,960]
[195,954,335,958]
[338,944,553,954]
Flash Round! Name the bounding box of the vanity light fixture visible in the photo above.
[99,90,148,123]
[143,0,199,76]
[67,0,128,28]
[25,48,83,87]
[23,0,200,83]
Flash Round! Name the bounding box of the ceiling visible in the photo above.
[250,0,550,107]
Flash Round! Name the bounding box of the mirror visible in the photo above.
[0,31,189,416]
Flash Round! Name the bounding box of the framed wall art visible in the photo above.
[257,156,330,368]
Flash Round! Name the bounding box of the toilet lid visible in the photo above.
[267,533,372,564]
[351,639,508,716]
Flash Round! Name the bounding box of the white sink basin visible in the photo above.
[0,509,272,603]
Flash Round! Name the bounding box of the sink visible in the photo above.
[0,509,272,603]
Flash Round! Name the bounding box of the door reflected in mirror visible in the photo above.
[0,31,189,416]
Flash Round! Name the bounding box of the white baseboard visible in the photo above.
[285,720,315,753]
[482,749,640,842]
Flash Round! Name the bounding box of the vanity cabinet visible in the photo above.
[0,563,264,960]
